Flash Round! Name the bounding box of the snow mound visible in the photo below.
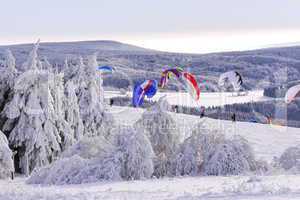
[279,145,300,173]
[28,126,154,185]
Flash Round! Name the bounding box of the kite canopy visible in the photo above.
[285,84,300,103]
[159,67,183,88]
[159,67,201,101]
[218,71,243,92]
[182,72,201,101]
[132,80,158,107]
[97,66,114,73]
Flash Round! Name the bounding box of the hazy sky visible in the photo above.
[1,0,300,53]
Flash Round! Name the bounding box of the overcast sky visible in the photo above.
[1,0,300,53]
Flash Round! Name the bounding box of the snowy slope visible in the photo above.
[108,106,300,162]
[105,90,270,108]
[2,106,300,200]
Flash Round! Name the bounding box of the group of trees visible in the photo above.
[1,43,299,183]
[28,97,266,185]
[0,42,114,177]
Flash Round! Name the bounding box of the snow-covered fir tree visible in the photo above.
[64,80,84,141]
[76,54,114,137]
[0,50,18,112]
[3,43,72,175]
[0,131,14,179]
[134,97,179,177]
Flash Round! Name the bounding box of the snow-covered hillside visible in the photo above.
[1,107,300,200]
[108,106,300,162]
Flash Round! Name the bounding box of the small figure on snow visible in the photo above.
[231,113,236,122]
[200,106,205,118]
[109,99,114,106]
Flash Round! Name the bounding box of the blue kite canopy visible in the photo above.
[97,66,114,73]
[132,80,158,107]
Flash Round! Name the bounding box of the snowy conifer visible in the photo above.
[0,50,18,111]
[3,43,70,174]
[64,80,84,140]
[0,131,14,179]
[76,54,114,137]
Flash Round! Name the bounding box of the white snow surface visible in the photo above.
[2,105,300,200]
[2,175,300,200]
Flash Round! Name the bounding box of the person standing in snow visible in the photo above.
[231,113,236,122]
[110,98,114,106]
[200,106,205,118]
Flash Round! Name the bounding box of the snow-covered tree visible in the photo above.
[0,50,18,111]
[0,131,14,179]
[28,126,154,185]
[173,126,224,176]
[203,136,257,176]
[21,40,42,71]
[62,136,112,159]
[64,80,84,141]
[278,145,300,172]
[76,54,114,137]
[111,126,154,180]
[134,97,179,177]
[3,43,72,174]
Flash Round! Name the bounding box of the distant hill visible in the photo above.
[0,40,300,91]
[0,40,154,65]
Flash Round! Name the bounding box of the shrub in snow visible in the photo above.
[111,126,154,180]
[27,155,87,185]
[134,97,179,177]
[204,135,257,176]
[174,126,224,176]
[28,126,154,185]
[0,131,14,179]
[174,122,259,176]
[62,136,113,159]
[278,145,300,172]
